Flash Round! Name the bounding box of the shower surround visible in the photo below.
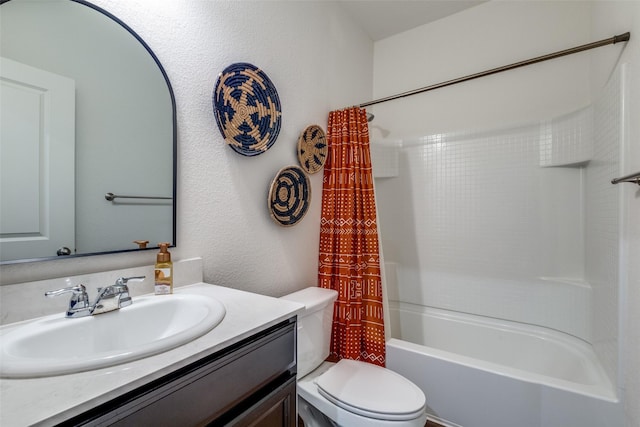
[373,64,627,425]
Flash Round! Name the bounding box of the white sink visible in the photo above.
[0,293,226,378]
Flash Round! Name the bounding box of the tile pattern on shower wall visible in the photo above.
[376,112,594,340]
[539,106,594,167]
[376,69,624,346]
[371,140,401,178]
[585,65,624,386]
[407,126,586,280]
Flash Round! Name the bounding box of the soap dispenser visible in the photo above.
[154,242,173,295]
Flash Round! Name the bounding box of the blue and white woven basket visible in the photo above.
[213,63,282,156]
[268,166,310,226]
[297,124,327,174]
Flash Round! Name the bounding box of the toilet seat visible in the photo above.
[314,359,426,421]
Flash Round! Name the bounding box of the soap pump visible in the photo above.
[154,242,173,295]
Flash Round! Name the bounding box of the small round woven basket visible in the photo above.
[297,124,327,174]
[213,62,281,156]
[268,166,311,226]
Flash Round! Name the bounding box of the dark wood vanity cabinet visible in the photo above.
[222,376,296,426]
[62,318,297,427]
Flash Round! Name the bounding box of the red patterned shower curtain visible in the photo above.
[318,106,385,367]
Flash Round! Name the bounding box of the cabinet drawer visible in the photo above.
[73,319,296,426]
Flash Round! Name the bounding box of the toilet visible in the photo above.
[281,287,427,427]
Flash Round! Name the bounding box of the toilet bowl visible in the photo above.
[281,287,427,427]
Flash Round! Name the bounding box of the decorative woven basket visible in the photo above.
[213,63,281,156]
[297,124,327,174]
[268,166,311,226]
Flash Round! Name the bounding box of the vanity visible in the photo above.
[0,269,304,426]
[1,1,303,424]
[71,317,298,426]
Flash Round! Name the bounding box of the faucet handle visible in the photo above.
[45,284,91,318]
[110,276,145,308]
[45,284,86,298]
[114,276,146,288]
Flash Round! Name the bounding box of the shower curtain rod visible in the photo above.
[359,32,630,109]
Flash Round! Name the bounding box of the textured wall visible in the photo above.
[0,1,374,298]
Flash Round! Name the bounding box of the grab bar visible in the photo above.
[611,171,640,186]
[105,192,173,201]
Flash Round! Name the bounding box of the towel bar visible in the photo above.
[105,192,173,201]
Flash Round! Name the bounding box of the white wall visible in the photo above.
[590,2,640,426]
[0,0,374,299]
[370,1,593,139]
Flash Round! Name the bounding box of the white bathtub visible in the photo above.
[386,302,623,427]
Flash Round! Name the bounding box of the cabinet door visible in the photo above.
[67,319,296,427]
[224,377,296,427]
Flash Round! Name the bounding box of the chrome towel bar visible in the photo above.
[611,171,640,186]
[105,192,173,201]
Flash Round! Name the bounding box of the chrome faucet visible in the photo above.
[44,285,91,318]
[92,276,144,314]
[45,276,145,318]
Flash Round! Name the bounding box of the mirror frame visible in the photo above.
[0,0,177,264]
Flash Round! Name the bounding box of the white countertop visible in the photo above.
[0,283,304,426]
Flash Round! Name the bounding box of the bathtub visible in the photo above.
[386,301,623,427]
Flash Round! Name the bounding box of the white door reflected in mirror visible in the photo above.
[0,57,75,261]
[0,0,176,263]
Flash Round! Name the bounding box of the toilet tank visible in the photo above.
[281,287,337,378]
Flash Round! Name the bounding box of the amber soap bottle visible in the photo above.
[154,242,173,295]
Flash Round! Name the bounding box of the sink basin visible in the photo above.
[0,293,226,378]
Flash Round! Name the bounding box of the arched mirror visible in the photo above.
[0,0,176,264]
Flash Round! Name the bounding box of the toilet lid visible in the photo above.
[314,359,426,421]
